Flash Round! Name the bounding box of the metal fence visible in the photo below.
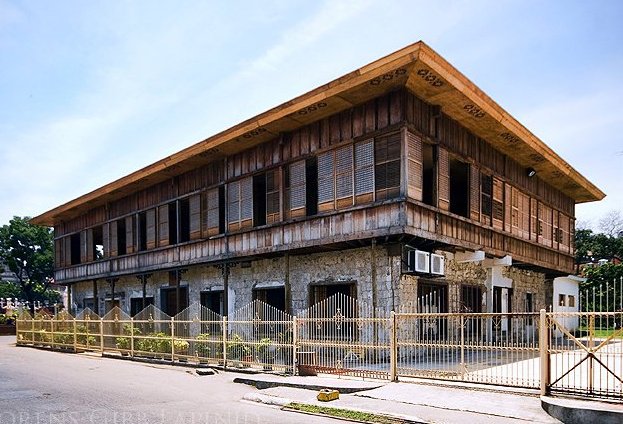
[14,295,623,401]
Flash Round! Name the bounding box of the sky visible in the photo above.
[1,0,622,231]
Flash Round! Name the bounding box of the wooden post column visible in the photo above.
[92,279,99,315]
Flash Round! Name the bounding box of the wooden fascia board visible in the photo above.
[417,45,605,204]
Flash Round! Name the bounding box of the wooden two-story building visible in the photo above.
[32,42,604,318]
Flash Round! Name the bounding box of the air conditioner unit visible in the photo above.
[407,249,430,273]
[430,253,445,275]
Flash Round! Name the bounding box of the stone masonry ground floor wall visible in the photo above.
[69,246,551,317]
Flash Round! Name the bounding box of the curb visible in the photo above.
[541,396,623,424]
[233,377,381,394]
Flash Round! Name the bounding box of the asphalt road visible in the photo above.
[0,336,335,424]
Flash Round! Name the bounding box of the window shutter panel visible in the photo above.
[552,210,560,249]
[538,203,552,246]
[520,191,530,239]
[158,205,169,247]
[110,220,118,257]
[318,151,335,211]
[480,174,492,226]
[437,147,450,210]
[87,228,95,262]
[335,145,354,209]
[228,180,240,231]
[289,160,306,218]
[125,216,135,254]
[189,194,201,240]
[406,132,423,202]
[240,177,253,229]
[354,139,374,204]
[64,236,72,265]
[469,165,480,221]
[266,169,281,224]
[206,187,220,236]
[530,198,538,241]
[375,134,401,201]
[558,213,569,253]
[504,183,512,233]
[101,223,109,258]
[145,208,156,248]
[492,177,504,231]
[55,239,63,268]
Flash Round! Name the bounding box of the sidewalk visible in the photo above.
[237,374,623,423]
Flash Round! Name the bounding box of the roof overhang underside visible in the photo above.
[32,41,605,227]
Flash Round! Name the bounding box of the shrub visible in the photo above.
[195,333,212,357]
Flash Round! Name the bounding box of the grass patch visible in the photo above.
[284,402,409,424]
[576,328,623,338]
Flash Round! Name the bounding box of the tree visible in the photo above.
[598,210,623,237]
[0,217,55,307]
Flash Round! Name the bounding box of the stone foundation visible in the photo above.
[69,246,551,317]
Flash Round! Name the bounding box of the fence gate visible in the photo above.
[297,293,391,379]
[547,312,623,399]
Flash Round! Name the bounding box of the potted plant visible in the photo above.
[173,338,190,362]
[227,333,251,367]
[257,337,273,370]
[195,333,211,364]
[115,336,130,354]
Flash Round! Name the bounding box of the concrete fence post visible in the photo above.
[539,309,550,396]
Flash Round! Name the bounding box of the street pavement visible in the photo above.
[7,335,620,423]
[0,336,334,424]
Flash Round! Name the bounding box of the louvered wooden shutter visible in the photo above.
[318,151,335,212]
[511,186,519,236]
[406,132,423,202]
[354,139,374,204]
[530,198,538,241]
[125,215,135,254]
[289,160,306,218]
[469,165,480,221]
[189,194,201,240]
[102,223,109,258]
[481,174,492,226]
[375,134,401,201]
[145,208,156,248]
[228,180,240,231]
[437,147,450,210]
[504,183,512,233]
[110,220,118,257]
[552,210,560,249]
[519,191,530,239]
[335,145,354,209]
[158,205,169,246]
[206,187,220,236]
[240,177,253,229]
[492,177,504,231]
[55,239,63,268]
[266,169,281,224]
[64,236,72,265]
[559,214,570,253]
[538,203,552,247]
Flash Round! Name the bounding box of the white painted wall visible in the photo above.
[553,276,581,332]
